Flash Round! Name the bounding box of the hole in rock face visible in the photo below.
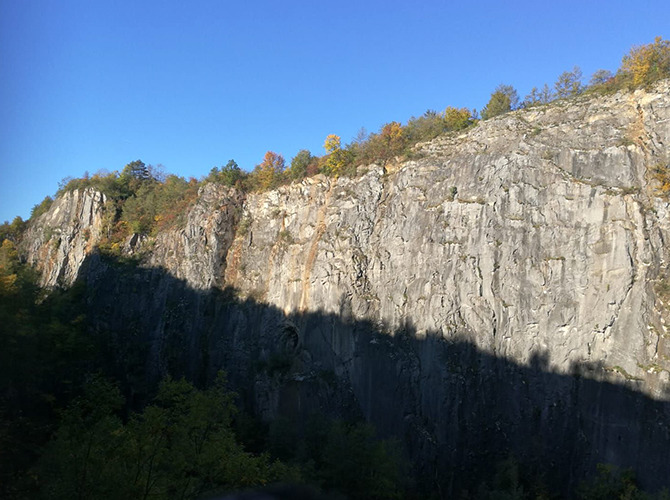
[282,323,300,352]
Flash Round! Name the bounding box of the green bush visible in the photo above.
[205,159,245,186]
[38,374,300,499]
[30,196,53,220]
[577,464,644,500]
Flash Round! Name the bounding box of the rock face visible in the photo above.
[147,183,244,290]
[22,80,670,493]
[223,81,670,397]
[22,187,106,287]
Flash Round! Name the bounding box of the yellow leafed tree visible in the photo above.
[443,107,472,131]
[324,134,341,154]
[380,122,404,153]
[323,134,346,176]
[621,36,670,87]
[0,239,19,295]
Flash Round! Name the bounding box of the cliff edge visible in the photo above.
[20,80,670,492]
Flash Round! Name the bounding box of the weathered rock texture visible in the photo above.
[147,184,244,289]
[22,80,670,493]
[22,187,106,287]
[222,81,670,396]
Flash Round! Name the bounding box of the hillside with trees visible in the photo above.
[1,37,670,500]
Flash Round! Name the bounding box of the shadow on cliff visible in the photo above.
[75,251,670,497]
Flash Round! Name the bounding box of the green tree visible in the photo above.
[30,196,54,220]
[296,416,405,499]
[121,181,158,234]
[288,150,314,180]
[116,160,156,201]
[405,110,446,143]
[523,84,553,107]
[318,421,404,499]
[38,376,127,500]
[443,106,473,131]
[482,84,519,120]
[589,69,614,87]
[577,464,644,500]
[207,159,244,187]
[1,243,100,498]
[38,375,299,499]
[119,173,201,236]
[477,457,526,500]
[554,66,584,98]
[121,160,151,182]
[0,216,26,243]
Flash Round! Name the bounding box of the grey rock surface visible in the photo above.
[221,80,670,398]
[147,183,244,290]
[21,80,670,492]
[22,187,106,287]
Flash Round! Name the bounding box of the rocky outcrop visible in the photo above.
[22,187,106,287]
[21,80,670,493]
[222,80,670,398]
[147,183,244,290]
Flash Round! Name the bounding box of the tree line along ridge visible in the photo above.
[2,37,669,253]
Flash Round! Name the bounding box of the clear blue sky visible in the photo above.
[1,0,669,223]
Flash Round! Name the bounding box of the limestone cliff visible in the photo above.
[21,80,670,492]
[22,187,106,287]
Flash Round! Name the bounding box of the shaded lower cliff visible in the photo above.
[76,252,670,495]
[19,80,670,495]
[25,80,670,398]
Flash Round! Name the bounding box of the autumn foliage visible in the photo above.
[621,36,670,88]
[251,151,286,190]
[653,163,670,198]
[10,36,669,235]
[443,107,474,131]
[322,134,346,176]
[379,122,406,159]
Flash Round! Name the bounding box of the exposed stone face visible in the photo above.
[22,187,106,287]
[21,80,670,491]
[222,81,670,398]
[147,183,244,290]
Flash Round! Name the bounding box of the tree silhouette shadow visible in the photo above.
[76,251,670,496]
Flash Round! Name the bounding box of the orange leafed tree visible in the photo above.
[252,151,285,190]
[380,122,404,151]
[653,163,670,197]
[368,121,406,162]
[0,239,19,295]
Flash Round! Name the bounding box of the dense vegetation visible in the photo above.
[4,37,666,249]
[4,37,667,248]
[0,244,407,499]
[3,239,669,499]
[2,37,670,499]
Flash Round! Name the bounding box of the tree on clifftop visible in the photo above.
[251,151,285,190]
[322,134,349,176]
[621,36,670,87]
[554,66,584,98]
[121,160,151,181]
[481,84,519,120]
